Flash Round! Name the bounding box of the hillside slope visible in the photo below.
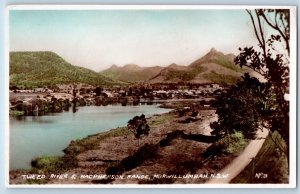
[10,51,119,88]
[100,64,164,83]
[150,48,247,85]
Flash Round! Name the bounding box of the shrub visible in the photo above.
[31,156,65,173]
[203,131,247,158]
[215,131,247,155]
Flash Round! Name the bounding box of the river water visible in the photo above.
[9,104,171,170]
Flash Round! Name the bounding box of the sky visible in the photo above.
[9,8,258,71]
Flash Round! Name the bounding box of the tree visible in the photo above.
[127,114,150,146]
[94,87,103,96]
[211,9,290,159]
[210,73,271,139]
[234,9,290,148]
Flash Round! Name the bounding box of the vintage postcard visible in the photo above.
[6,5,297,188]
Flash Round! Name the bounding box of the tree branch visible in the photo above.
[260,10,290,55]
[243,63,266,77]
[255,10,267,59]
[246,10,263,48]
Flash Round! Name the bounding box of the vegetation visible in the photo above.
[210,74,270,139]
[164,67,205,81]
[10,98,72,116]
[10,51,120,89]
[148,113,175,126]
[9,110,24,117]
[231,131,288,183]
[213,131,247,155]
[64,126,131,156]
[100,65,163,83]
[209,9,290,183]
[203,71,241,86]
[234,9,290,156]
[127,114,150,146]
[202,131,248,160]
[214,55,244,72]
[31,156,67,174]
[23,126,132,182]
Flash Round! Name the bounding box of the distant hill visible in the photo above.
[100,64,164,83]
[9,51,120,89]
[150,48,248,85]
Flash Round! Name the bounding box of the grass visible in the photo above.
[231,131,289,183]
[9,110,24,117]
[148,113,175,126]
[64,126,132,156]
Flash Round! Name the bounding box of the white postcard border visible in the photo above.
[5,4,297,189]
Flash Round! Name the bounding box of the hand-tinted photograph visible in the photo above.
[7,5,296,188]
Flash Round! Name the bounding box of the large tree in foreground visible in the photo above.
[211,9,290,155]
[235,9,290,146]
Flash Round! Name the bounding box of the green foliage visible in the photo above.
[210,73,271,139]
[214,55,244,72]
[217,131,247,154]
[165,69,197,81]
[203,71,241,86]
[203,131,247,157]
[31,156,66,173]
[10,51,120,89]
[9,110,24,117]
[234,9,290,147]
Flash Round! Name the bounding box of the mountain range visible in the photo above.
[10,48,251,89]
[100,48,248,85]
[100,64,164,83]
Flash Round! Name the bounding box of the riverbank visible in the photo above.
[9,102,243,185]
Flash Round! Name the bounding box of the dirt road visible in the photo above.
[206,128,269,184]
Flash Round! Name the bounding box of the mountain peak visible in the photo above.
[209,48,217,53]
[168,63,179,68]
[123,64,141,70]
[109,64,118,69]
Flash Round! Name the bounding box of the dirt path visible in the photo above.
[206,128,269,184]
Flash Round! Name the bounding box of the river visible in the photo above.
[9,104,171,170]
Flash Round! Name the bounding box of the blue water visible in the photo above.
[9,104,171,170]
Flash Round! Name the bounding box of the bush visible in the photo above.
[9,110,24,117]
[203,131,247,158]
[31,156,65,173]
[215,131,247,155]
